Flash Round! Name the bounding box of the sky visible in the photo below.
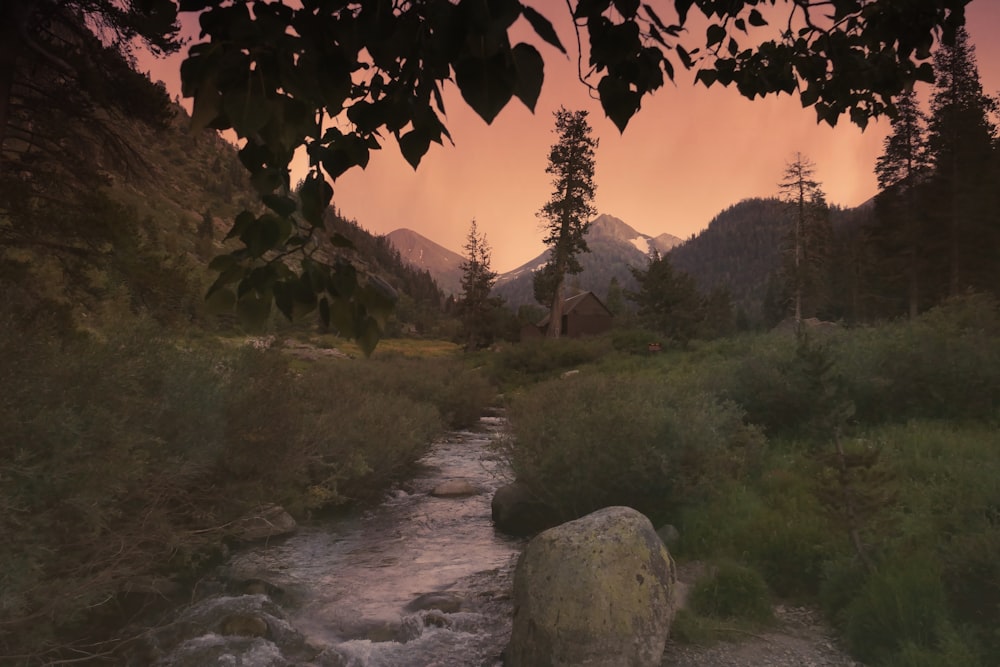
[145,1,1000,273]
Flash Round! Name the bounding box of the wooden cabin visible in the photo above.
[521,291,614,339]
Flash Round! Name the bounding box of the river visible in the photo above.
[150,415,524,667]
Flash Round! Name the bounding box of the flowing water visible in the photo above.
[154,415,523,667]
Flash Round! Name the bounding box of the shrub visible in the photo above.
[688,560,773,623]
[488,336,611,389]
[499,372,763,522]
[678,466,840,599]
[843,554,956,664]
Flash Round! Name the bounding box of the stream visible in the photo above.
[148,415,524,667]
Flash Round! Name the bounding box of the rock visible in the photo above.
[404,591,463,614]
[491,481,560,536]
[506,506,676,667]
[657,523,680,549]
[229,504,297,543]
[429,480,480,497]
[219,613,269,637]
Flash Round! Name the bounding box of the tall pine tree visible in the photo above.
[874,89,933,318]
[778,154,831,322]
[927,26,999,297]
[458,220,501,351]
[537,107,598,338]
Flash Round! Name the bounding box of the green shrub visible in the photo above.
[688,560,773,623]
[488,336,611,389]
[499,372,763,521]
[678,467,840,599]
[843,554,955,664]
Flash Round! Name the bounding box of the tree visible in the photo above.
[873,89,933,318]
[537,108,598,339]
[778,154,830,322]
[458,220,501,350]
[626,251,703,345]
[176,0,969,350]
[927,26,999,297]
[605,277,625,317]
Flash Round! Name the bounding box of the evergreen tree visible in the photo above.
[458,220,501,350]
[605,276,625,316]
[927,26,999,298]
[537,107,598,338]
[626,252,703,345]
[873,89,933,318]
[778,154,830,322]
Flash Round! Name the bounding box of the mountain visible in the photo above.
[493,213,683,308]
[668,197,876,325]
[386,228,466,295]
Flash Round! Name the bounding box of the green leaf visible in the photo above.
[677,44,693,68]
[298,172,333,226]
[399,128,432,169]
[597,75,641,133]
[511,43,544,112]
[226,210,256,240]
[221,77,271,136]
[454,52,516,125]
[748,9,767,27]
[356,316,382,357]
[262,194,298,217]
[695,69,718,87]
[707,24,726,48]
[674,0,694,25]
[521,5,566,54]
[190,81,222,132]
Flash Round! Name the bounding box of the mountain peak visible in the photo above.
[589,213,641,242]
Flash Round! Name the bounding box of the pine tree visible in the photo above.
[626,251,703,345]
[458,219,500,350]
[928,26,999,297]
[874,89,933,318]
[778,154,829,322]
[537,107,598,338]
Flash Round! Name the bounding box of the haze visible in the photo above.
[146,1,1000,272]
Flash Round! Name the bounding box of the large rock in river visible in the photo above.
[506,506,676,667]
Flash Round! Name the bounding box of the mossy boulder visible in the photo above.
[506,506,676,667]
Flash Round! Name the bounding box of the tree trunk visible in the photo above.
[547,278,564,339]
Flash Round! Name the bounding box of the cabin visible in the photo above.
[521,291,614,339]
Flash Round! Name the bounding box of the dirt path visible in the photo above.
[661,564,862,667]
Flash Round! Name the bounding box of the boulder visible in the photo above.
[429,480,480,497]
[491,482,560,536]
[229,505,297,543]
[506,506,676,667]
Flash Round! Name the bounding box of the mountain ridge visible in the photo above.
[386,213,684,304]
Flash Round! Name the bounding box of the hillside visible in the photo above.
[386,228,466,295]
[2,48,444,335]
[494,213,683,308]
[668,198,793,322]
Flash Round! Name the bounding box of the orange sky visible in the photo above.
[146,1,1000,272]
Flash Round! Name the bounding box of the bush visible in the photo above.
[488,336,611,389]
[843,555,957,664]
[499,372,763,522]
[678,465,840,599]
[688,560,773,623]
